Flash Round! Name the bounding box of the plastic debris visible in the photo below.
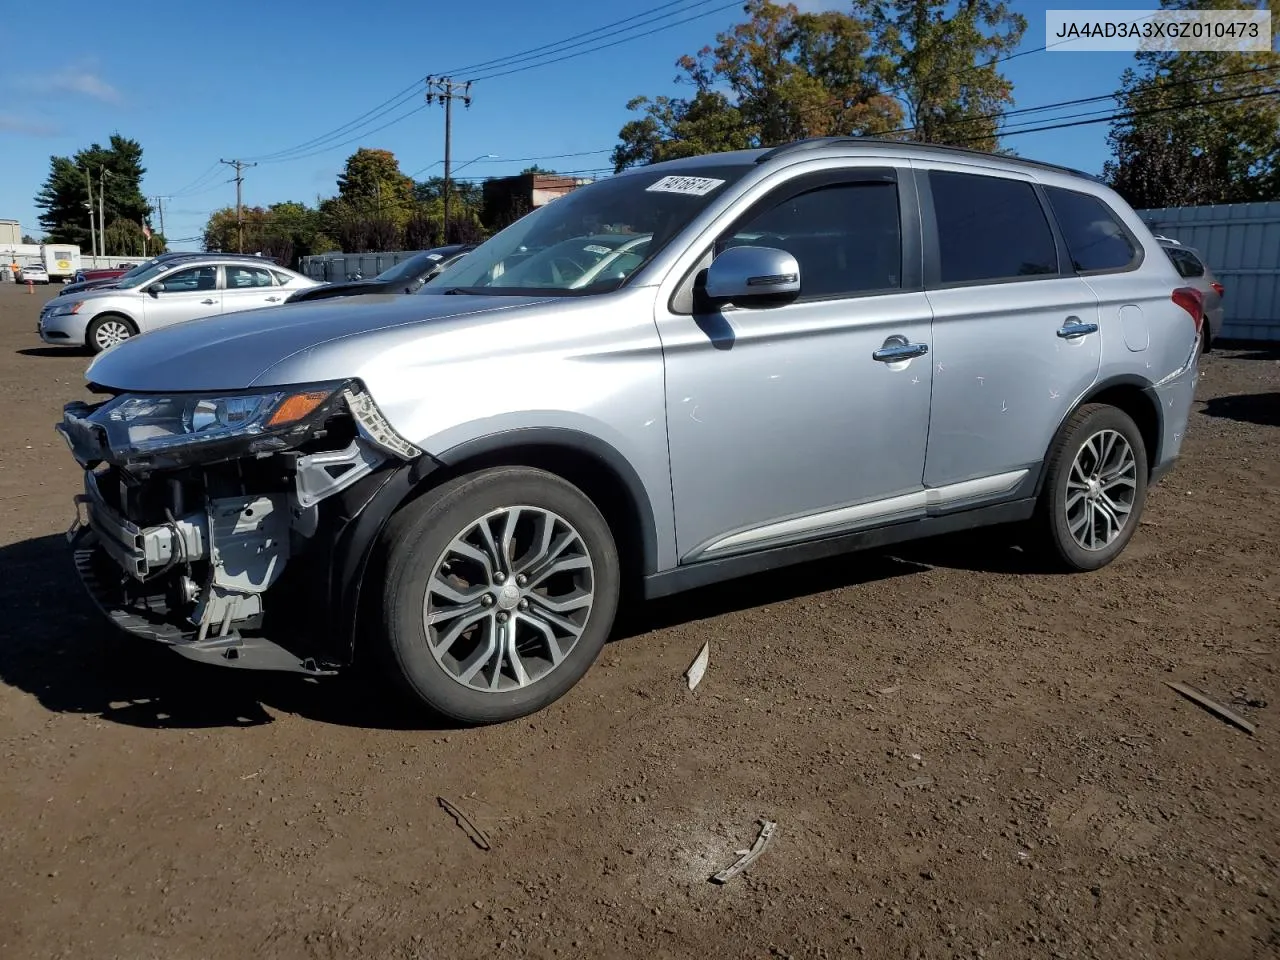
[711,819,776,884]
[1164,680,1257,736]
[437,796,492,850]
[685,642,710,691]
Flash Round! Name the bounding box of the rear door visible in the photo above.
[917,164,1102,492]
[222,264,287,314]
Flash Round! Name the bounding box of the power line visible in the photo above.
[255,103,431,165]
[467,1,742,83]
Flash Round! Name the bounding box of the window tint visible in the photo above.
[157,266,216,292]
[1044,186,1138,272]
[719,179,901,299]
[1165,247,1204,279]
[929,171,1057,284]
[225,265,275,289]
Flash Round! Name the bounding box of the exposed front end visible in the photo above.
[58,381,426,674]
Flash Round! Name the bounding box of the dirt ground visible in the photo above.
[0,279,1276,960]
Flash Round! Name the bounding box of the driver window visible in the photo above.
[719,179,902,300]
[156,266,217,293]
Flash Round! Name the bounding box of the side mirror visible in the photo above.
[146,283,163,296]
[704,245,800,306]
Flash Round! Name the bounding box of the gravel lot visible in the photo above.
[1,280,1277,960]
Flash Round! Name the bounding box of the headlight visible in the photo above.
[88,382,346,460]
[47,300,83,316]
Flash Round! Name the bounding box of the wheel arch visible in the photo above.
[335,428,660,667]
[1034,375,1163,496]
[85,311,139,348]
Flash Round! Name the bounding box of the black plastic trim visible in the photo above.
[643,498,1036,599]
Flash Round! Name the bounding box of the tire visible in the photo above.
[377,466,620,725]
[1033,403,1149,572]
[86,314,136,353]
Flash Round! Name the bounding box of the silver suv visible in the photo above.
[57,138,1201,725]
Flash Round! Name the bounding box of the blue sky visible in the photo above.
[0,0,1139,251]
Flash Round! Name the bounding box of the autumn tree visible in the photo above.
[855,0,1027,151]
[34,135,152,249]
[613,1,901,170]
[1104,0,1280,208]
[203,202,334,265]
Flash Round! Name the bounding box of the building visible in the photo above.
[0,220,21,246]
[482,173,593,228]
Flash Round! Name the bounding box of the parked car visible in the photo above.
[286,245,477,303]
[18,261,49,283]
[56,137,1201,725]
[1156,236,1225,350]
[39,257,319,352]
[61,252,279,298]
[75,265,133,284]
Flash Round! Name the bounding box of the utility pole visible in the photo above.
[151,196,170,237]
[84,167,97,260]
[219,159,257,252]
[98,167,108,259]
[425,76,472,243]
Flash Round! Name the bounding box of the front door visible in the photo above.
[916,165,1102,490]
[221,264,286,314]
[657,166,935,562]
[142,264,222,329]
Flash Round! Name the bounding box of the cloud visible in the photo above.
[48,68,121,104]
[0,113,60,137]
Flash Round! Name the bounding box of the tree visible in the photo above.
[337,148,416,224]
[414,176,483,210]
[33,135,151,250]
[1103,0,1280,208]
[855,0,1027,151]
[203,201,334,265]
[613,1,902,170]
[20,234,37,244]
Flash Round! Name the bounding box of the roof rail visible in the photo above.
[755,136,1102,182]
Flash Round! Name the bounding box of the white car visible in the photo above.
[19,262,49,284]
[38,257,321,353]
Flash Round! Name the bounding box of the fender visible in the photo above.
[1031,374,1165,498]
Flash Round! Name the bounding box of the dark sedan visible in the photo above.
[286,245,476,303]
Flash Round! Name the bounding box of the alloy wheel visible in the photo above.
[1065,429,1138,551]
[422,506,595,693]
[94,320,132,350]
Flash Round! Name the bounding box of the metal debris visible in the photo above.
[685,642,710,691]
[1164,681,1257,736]
[711,819,776,884]
[437,796,492,851]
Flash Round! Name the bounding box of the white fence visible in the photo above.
[1138,201,1280,342]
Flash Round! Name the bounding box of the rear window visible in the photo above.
[1165,247,1205,279]
[1044,186,1139,273]
[929,171,1057,285]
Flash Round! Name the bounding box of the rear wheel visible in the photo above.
[86,314,136,353]
[1033,403,1148,572]
[377,466,620,725]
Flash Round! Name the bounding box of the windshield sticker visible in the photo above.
[583,244,612,255]
[426,254,442,261]
[645,175,726,197]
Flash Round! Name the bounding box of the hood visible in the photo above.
[288,279,381,301]
[85,292,549,392]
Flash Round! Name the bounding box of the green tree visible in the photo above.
[34,135,152,250]
[102,219,166,257]
[855,0,1027,151]
[1104,0,1280,208]
[613,1,902,171]
[337,148,416,224]
[414,176,483,210]
[20,234,38,244]
[202,202,334,265]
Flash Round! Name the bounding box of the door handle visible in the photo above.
[200,298,216,305]
[1057,317,1098,339]
[266,296,281,302]
[872,336,929,363]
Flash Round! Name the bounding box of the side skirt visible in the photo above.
[642,498,1036,600]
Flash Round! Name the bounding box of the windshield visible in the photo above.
[426,166,746,296]
[115,261,173,289]
[120,257,163,279]
[375,251,440,284]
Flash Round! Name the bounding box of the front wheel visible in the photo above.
[378,466,620,725]
[86,314,136,353]
[1033,403,1149,572]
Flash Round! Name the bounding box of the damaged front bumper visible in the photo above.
[58,381,432,674]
